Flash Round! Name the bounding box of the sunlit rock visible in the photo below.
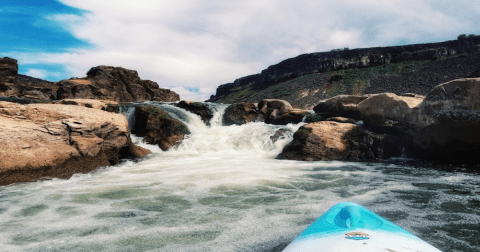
[0,101,149,186]
[281,121,401,161]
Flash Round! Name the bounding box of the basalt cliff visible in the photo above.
[207,35,480,109]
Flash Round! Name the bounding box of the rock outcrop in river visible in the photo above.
[0,101,151,186]
[131,105,190,151]
[281,78,480,163]
[0,57,179,103]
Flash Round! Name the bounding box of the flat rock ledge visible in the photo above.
[0,101,150,186]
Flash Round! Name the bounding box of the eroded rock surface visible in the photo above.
[0,102,150,185]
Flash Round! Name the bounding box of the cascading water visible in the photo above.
[0,103,479,252]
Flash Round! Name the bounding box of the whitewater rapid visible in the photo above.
[0,102,478,252]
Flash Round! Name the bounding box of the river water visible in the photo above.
[0,103,479,252]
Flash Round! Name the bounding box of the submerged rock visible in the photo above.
[0,101,150,186]
[176,101,213,125]
[281,121,401,161]
[132,105,190,151]
[222,103,259,126]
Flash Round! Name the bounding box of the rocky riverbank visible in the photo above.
[0,100,151,186]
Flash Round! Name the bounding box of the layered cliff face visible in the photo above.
[207,36,480,109]
[0,58,180,103]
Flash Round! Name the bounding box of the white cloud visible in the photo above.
[24,69,61,80]
[10,0,480,101]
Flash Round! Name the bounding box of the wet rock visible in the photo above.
[270,128,293,144]
[313,95,369,120]
[132,105,190,151]
[222,103,260,126]
[281,121,401,161]
[0,102,149,186]
[303,113,324,123]
[176,101,213,125]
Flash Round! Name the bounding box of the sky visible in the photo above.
[1,0,480,101]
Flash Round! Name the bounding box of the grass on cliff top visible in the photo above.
[215,59,431,107]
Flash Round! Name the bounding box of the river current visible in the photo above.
[0,103,479,252]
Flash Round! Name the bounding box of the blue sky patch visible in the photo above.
[0,0,91,54]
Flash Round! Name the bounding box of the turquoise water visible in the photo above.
[0,103,478,252]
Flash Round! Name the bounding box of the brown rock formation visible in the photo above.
[410,78,480,160]
[0,57,20,97]
[56,66,179,102]
[281,121,400,161]
[0,102,150,186]
[222,103,260,126]
[0,58,180,103]
[131,105,190,151]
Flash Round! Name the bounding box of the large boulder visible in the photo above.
[354,79,480,163]
[409,78,480,160]
[357,93,424,127]
[313,95,369,120]
[0,102,150,186]
[281,121,401,161]
[258,99,293,124]
[222,103,260,126]
[175,101,213,125]
[132,105,190,151]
